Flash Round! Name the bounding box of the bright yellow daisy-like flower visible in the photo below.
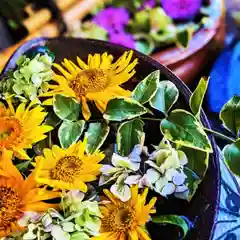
[0,150,59,237]
[35,138,105,192]
[0,99,52,160]
[42,51,138,120]
[92,185,157,240]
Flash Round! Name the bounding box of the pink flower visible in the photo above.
[93,7,130,33]
[109,32,136,49]
[161,0,203,20]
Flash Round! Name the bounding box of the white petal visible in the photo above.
[23,231,36,240]
[148,150,159,160]
[110,184,131,202]
[129,145,142,161]
[155,178,169,192]
[44,224,54,232]
[177,150,188,166]
[172,172,187,185]
[145,160,161,171]
[174,190,190,200]
[165,168,179,181]
[124,175,142,185]
[161,183,176,196]
[112,153,128,167]
[66,190,85,201]
[100,165,118,175]
[61,222,75,232]
[51,225,70,240]
[146,168,160,184]
[48,209,64,220]
[138,174,151,188]
[42,214,52,228]
[116,173,129,184]
[18,211,41,227]
[159,149,180,173]
[175,185,188,193]
[98,175,110,186]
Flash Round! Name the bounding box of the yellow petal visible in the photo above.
[62,58,77,75]
[77,56,88,70]
[103,189,118,205]
[129,230,139,240]
[53,63,72,79]
[95,100,107,113]
[136,227,151,240]
[82,98,91,120]
[42,98,53,106]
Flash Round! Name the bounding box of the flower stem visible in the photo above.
[203,127,235,143]
[141,117,163,121]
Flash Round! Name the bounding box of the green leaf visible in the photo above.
[183,167,201,201]
[176,27,193,48]
[160,110,212,152]
[190,77,209,119]
[117,119,144,156]
[180,147,209,179]
[150,80,179,116]
[220,95,240,135]
[58,120,85,148]
[53,94,81,121]
[16,159,33,173]
[103,97,148,121]
[223,140,240,177]
[84,122,110,154]
[44,112,61,128]
[152,215,189,238]
[132,70,159,104]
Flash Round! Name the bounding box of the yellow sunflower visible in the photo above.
[92,185,157,240]
[0,149,60,237]
[41,51,138,120]
[35,138,105,192]
[0,99,52,160]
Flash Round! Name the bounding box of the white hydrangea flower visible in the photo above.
[145,139,189,198]
[99,144,147,202]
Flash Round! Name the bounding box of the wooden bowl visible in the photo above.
[151,0,226,84]
[1,37,221,239]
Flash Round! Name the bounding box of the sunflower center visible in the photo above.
[0,117,23,148]
[0,186,22,229]
[51,156,82,183]
[69,69,110,98]
[102,204,137,232]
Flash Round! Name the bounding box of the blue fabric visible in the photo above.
[213,149,240,240]
[208,41,240,113]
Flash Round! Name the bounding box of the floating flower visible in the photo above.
[0,150,59,238]
[93,7,130,33]
[41,51,138,120]
[0,99,52,159]
[0,54,53,102]
[92,185,156,240]
[99,145,145,202]
[109,32,136,49]
[161,0,203,20]
[139,0,156,10]
[35,138,105,192]
[145,139,189,197]
[62,190,101,236]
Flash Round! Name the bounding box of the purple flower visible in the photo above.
[109,32,136,49]
[161,0,203,20]
[139,0,156,10]
[93,7,130,33]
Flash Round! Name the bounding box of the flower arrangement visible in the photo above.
[67,0,216,55]
[0,44,239,240]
